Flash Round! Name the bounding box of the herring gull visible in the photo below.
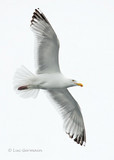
[14,8,86,146]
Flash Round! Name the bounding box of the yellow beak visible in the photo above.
[75,83,83,87]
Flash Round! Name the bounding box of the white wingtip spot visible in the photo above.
[37,8,42,13]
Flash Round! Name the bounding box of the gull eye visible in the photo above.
[72,80,75,82]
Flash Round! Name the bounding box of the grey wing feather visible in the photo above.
[30,9,60,74]
[47,89,86,146]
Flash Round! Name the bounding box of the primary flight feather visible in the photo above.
[14,8,86,146]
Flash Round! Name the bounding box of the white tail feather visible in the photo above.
[13,66,39,98]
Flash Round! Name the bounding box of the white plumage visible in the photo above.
[14,8,86,145]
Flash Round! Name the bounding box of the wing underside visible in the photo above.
[47,89,86,146]
[31,9,60,74]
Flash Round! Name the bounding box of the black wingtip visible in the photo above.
[30,8,50,26]
[66,131,86,146]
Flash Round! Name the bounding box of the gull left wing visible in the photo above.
[47,89,86,146]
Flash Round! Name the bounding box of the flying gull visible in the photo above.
[14,8,86,146]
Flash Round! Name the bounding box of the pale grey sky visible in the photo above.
[0,0,114,160]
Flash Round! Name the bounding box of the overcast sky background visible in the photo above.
[0,0,114,160]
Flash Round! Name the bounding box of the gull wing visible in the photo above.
[30,9,60,74]
[47,89,86,146]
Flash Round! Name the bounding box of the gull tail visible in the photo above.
[13,66,39,98]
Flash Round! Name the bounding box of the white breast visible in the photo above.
[37,73,69,89]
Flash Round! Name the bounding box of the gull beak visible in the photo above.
[75,83,83,87]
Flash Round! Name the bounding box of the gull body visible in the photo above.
[14,8,86,146]
[24,73,77,89]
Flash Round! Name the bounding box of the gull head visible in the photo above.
[71,79,83,87]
